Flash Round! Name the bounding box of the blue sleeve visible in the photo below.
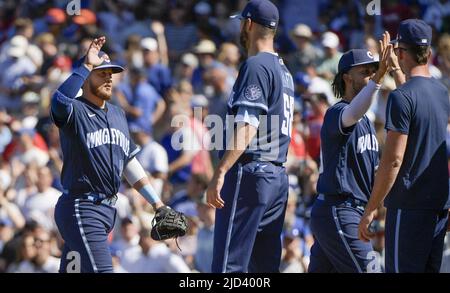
[324,103,355,137]
[136,84,161,110]
[128,138,140,162]
[51,65,90,128]
[385,90,411,135]
[231,59,270,113]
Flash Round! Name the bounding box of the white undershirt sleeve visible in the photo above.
[235,107,261,128]
[341,79,381,128]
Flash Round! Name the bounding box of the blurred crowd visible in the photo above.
[0,0,450,273]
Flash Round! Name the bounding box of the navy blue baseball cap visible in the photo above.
[338,49,379,73]
[74,51,124,73]
[390,19,432,46]
[93,51,124,73]
[230,0,279,29]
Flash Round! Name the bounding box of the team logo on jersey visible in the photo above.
[86,128,130,156]
[357,134,379,154]
[244,84,262,101]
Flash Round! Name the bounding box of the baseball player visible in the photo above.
[206,0,294,273]
[52,37,186,273]
[359,19,450,273]
[308,35,391,273]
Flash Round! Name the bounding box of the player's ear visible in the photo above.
[245,18,252,31]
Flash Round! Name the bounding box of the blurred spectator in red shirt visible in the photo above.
[382,0,413,38]
[304,93,329,162]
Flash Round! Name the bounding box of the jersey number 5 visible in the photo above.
[281,93,294,137]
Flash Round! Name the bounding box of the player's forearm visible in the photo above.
[124,157,164,210]
[51,64,91,121]
[155,33,169,67]
[56,64,91,99]
[215,123,258,176]
[366,149,403,213]
[0,200,25,229]
[390,68,406,87]
[152,99,166,124]
[341,80,381,128]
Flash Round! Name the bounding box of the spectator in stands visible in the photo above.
[288,23,321,74]
[217,42,240,88]
[0,183,25,231]
[161,104,200,192]
[316,31,342,81]
[116,66,166,135]
[11,228,59,273]
[132,127,168,197]
[6,232,37,273]
[194,193,215,273]
[304,93,329,162]
[141,37,172,97]
[164,2,198,62]
[0,111,12,154]
[204,65,230,120]
[0,35,37,110]
[280,227,307,273]
[22,166,59,230]
[121,228,190,273]
[11,129,49,168]
[174,53,199,84]
[192,39,220,93]
[190,94,213,179]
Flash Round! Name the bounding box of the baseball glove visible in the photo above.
[151,206,187,241]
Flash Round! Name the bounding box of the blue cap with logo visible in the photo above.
[230,0,279,29]
[338,49,379,74]
[390,19,432,46]
[93,51,124,73]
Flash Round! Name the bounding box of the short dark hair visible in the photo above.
[252,20,276,38]
[332,71,345,100]
[405,44,431,65]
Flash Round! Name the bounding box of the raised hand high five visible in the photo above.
[84,36,108,70]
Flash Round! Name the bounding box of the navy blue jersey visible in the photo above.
[51,66,139,196]
[224,52,295,163]
[384,76,450,210]
[317,101,379,202]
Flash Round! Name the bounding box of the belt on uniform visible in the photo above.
[237,154,284,167]
[69,191,118,206]
[317,193,366,210]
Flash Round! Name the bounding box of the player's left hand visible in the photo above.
[84,36,108,69]
[206,173,225,209]
[358,209,377,242]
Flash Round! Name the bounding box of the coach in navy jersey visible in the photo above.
[359,19,450,273]
[206,0,294,272]
[51,37,182,273]
[308,35,391,273]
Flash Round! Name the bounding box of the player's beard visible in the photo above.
[90,80,112,101]
[240,28,249,51]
